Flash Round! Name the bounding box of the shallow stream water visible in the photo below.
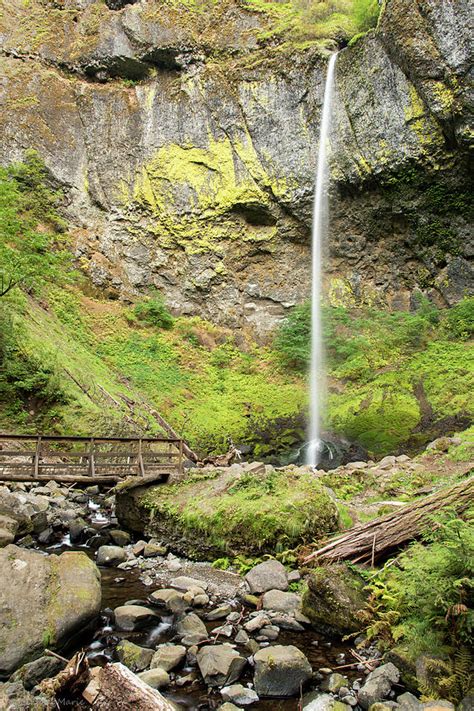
[43,495,359,710]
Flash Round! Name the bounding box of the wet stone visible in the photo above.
[151,644,186,672]
[116,640,153,672]
[138,667,170,689]
[113,605,158,631]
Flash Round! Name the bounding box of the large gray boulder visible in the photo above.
[96,545,127,566]
[114,605,158,631]
[253,645,312,697]
[176,612,207,645]
[151,644,186,672]
[302,563,367,635]
[244,560,288,594]
[262,589,301,615]
[0,545,101,675]
[358,663,400,709]
[196,644,246,687]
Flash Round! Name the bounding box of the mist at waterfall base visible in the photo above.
[307,53,337,468]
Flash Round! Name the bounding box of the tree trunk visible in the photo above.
[303,476,474,566]
[83,663,175,710]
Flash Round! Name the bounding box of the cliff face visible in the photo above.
[0,0,472,336]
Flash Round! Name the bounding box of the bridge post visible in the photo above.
[88,438,95,478]
[138,438,145,477]
[34,436,42,479]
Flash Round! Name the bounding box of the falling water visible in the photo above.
[307,53,337,468]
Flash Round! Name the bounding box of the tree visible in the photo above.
[0,151,73,298]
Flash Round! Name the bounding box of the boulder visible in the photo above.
[244,612,271,632]
[143,543,168,558]
[253,645,312,697]
[151,644,186,672]
[0,545,101,675]
[358,663,400,709]
[10,655,65,690]
[137,667,170,690]
[176,612,208,645]
[0,680,51,710]
[303,691,352,710]
[207,605,232,620]
[0,528,15,547]
[116,640,154,672]
[109,529,131,546]
[458,697,474,711]
[396,692,422,710]
[301,563,367,635]
[221,683,259,705]
[244,560,288,594]
[262,589,301,615]
[96,545,127,566]
[196,645,246,687]
[150,588,187,614]
[114,605,158,631]
[171,576,209,592]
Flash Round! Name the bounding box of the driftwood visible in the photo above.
[83,663,175,710]
[304,476,474,565]
[38,651,89,699]
[199,445,241,467]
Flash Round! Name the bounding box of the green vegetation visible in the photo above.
[128,291,174,330]
[275,298,474,454]
[0,150,72,298]
[244,0,381,47]
[141,466,339,554]
[361,514,474,703]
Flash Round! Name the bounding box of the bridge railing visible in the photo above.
[0,434,184,483]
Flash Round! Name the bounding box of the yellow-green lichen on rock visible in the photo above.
[122,135,294,253]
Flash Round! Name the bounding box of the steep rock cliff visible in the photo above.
[0,0,472,336]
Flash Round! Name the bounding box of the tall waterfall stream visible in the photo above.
[308,53,337,468]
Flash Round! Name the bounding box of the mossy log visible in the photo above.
[304,476,474,565]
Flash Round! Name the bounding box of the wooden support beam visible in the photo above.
[34,437,41,479]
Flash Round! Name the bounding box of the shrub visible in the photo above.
[131,291,174,330]
[0,306,68,422]
[0,151,73,298]
[443,297,474,341]
[273,302,310,371]
[362,513,474,702]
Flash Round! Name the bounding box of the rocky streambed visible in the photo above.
[0,475,452,710]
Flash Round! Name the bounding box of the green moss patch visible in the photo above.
[139,466,338,555]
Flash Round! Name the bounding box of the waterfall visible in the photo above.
[307,53,337,468]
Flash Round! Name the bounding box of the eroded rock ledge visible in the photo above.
[0,0,472,336]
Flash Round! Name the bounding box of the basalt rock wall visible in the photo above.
[0,0,472,336]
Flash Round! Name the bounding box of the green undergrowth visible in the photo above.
[360,513,474,704]
[1,152,473,460]
[243,0,381,48]
[140,466,339,554]
[276,298,474,455]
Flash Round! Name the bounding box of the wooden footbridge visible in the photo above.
[0,434,185,484]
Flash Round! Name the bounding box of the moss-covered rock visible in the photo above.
[0,545,101,675]
[301,563,367,636]
[116,466,339,558]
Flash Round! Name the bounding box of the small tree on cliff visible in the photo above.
[0,150,73,298]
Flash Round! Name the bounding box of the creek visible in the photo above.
[41,489,360,710]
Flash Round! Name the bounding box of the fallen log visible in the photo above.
[83,663,175,710]
[303,475,474,566]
